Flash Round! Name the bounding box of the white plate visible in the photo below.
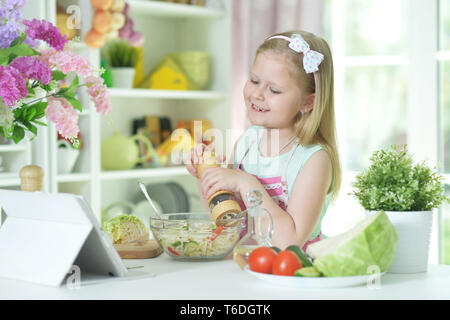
[245,265,386,289]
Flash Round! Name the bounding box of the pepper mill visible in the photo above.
[19,165,44,192]
[196,151,241,226]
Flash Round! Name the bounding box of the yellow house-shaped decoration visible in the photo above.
[150,65,188,90]
[133,46,145,88]
[139,55,200,90]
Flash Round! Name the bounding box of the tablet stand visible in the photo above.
[0,190,127,287]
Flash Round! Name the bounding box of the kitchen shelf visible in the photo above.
[0,144,27,152]
[100,166,189,181]
[1,0,232,219]
[57,173,93,183]
[0,173,20,187]
[108,88,227,100]
[128,0,224,18]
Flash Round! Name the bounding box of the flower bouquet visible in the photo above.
[0,0,111,147]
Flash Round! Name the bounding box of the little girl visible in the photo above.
[186,30,341,251]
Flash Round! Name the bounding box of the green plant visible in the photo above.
[104,40,139,68]
[352,144,450,211]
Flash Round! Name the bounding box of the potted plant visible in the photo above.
[103,40,139,88]
[57,132,83,174]
[352,145,449,273]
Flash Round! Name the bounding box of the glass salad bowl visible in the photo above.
[149,213,246,260]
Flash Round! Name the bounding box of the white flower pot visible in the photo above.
[111,67,135,89]
[57,140,80,174]
[366,210,433,274]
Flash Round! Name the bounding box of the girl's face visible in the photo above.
[243,52,308,130]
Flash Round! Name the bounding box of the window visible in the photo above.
[439,0,450,264]
[323,0,448,265]
[322,0,409,236]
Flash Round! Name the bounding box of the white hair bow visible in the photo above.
[268,34,324,74]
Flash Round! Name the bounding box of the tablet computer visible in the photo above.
[0,189,128,287]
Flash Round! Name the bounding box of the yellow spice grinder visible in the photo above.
[196,151,241,226]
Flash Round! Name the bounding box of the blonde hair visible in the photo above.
[255,30,341,201]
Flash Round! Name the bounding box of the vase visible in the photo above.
[366,210,433,274]
[57,140,80,174]
[110,67,136,89]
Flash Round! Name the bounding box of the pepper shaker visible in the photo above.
[196,151,241,226]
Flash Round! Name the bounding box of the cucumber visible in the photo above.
[294,266,322,277]
[183,240,199,254]
[271,246,282,253]
[286,245,313,267]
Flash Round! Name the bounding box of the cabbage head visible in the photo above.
[102,215,149,244]
[306,211,397,277]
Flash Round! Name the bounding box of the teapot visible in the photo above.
[101,131,153,170]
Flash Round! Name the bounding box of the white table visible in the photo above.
[1,254,450,300]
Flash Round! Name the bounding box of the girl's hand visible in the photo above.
[185,144,226,179]
[185,143,206,179]
[200,167,258,200]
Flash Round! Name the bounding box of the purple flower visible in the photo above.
[0,65,28,106]
[0,0,27,48]
[22,18,67,51]
[118,18,133,39]
[123,2,130,16]
[0,19,19,48]
[0,0,26,21]
[129,31,144,47]
[23,36,40,48]
[10,56,52,85]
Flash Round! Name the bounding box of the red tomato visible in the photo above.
[248,247,278,274]
[272,250,302,276]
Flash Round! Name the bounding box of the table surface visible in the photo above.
[1,254,450,300]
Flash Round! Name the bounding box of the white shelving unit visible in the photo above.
[47,40,101,212]
[108,88,228,100]
[128,0,225,18]
[0,1,50,196]
[0,0,233,221]
[100,166,189,181]
[0,173,22,188]
[97,0,233,217]
[0,144,27,152]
